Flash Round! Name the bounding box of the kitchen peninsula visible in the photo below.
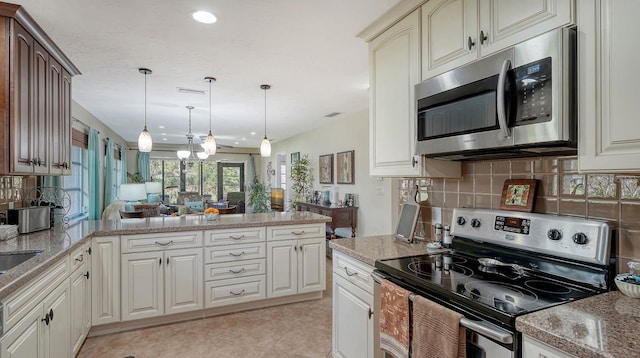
[0,212,330,356]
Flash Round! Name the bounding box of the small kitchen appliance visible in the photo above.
[374,208,614,357]
[7,206,51,234]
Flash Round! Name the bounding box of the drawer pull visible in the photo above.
[230,289,245,296]
[75,254,84,262]
[291,231,305,235]
[229,235,245,240]
[345,267,358,277]
[229,251,246,257]
[229,268,246,274]
[155,240,174,246]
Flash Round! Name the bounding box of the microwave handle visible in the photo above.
[497,59,512,139]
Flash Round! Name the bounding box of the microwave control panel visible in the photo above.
[514,57,552,124]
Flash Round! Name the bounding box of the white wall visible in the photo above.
[263,109,394,237]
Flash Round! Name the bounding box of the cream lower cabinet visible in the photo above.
[578,0,640,171]
[0,259,72,358]
[91,235,120,326]
[523,335,576,358]
[204,227,267,308]
[332,251,375,358]
[121,248,203,321]
[267,224,326,298]
[70,242,91,356]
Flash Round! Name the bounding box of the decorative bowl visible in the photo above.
[204,213,219,221]
[615,274,640,298]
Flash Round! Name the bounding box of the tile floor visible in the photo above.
[78,258,334,358]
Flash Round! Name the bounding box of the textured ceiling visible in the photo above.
[10,0,401,148]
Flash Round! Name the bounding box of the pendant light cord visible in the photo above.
[144,71,148,130]
[264,88,267,138]
[209,79,212,133]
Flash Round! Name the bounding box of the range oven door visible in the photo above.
[372,271,516,358]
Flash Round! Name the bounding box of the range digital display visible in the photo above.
[495,216,531,235]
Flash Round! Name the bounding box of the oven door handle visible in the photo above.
[460,318,513,344]
[497,59,512,139]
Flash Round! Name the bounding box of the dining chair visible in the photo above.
[133,203,161,217]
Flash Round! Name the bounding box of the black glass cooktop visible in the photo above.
[375,252,599,327]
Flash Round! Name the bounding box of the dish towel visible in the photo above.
[380,279,411,358]
[411,295,466,358]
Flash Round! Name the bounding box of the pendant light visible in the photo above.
[137,68,153,152]
[177,106,208,170]
[260,84,271,157]
[202,77,217,155]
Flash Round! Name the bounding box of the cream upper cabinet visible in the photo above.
[422,0,574,80]
[578,0,640,171]
[422,0,478,79]
[369,10,422,177]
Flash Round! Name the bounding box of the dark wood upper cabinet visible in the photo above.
[0,3,80,175]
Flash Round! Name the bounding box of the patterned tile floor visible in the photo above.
[78,258,334,358]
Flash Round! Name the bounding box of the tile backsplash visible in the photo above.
[0,176,37,212]
[399,155,640,274]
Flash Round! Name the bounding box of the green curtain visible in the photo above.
[120,147,127,184]
[104,139,116,209]
[88,128,101,220]
[249,154,256,181]
[138,152,150,181]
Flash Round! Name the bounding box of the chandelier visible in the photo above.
[177,106,208,171]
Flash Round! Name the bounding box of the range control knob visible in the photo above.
[547,229,563,241]
[471,219,481,228]
[457,217,466,226]
[573,232,589,245]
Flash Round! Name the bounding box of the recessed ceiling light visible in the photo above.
[192,11,217,24]
[161,133,167,136]
[242,137,247,140]
[250,132,256,135]
[159,125,165,129]
[162,138,167,141]
[235,142,239,145]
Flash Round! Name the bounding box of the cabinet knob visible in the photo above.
[84,271,90,279]
[468,36,476,50]
[480,30,488,45]
[86,247,92,255]
[42,313,50,325]
[412,157,418,168]
[368,308,374,319]
[48,309,53,321]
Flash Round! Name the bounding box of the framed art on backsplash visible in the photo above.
[500,179,538,212]
[319,154,333,184]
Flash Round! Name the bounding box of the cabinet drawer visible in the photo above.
[70,243,88,272]
[267,224,325,241]
[333,251,374,294]
[121,231,203,253]
[204,259,266,281]
[205,243,266,264]
[204,276,266,308]
[204,227,266,246]
[3,257,69,332]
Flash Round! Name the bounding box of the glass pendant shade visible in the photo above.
[138,68,153,152]
[138,127,153,153]
[203,132,217,155]
[177,149,191,160]
[196,151,209,160]
[260,137,271,157]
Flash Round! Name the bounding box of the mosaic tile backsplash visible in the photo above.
[0,176,37,212]
[399,156,640,274]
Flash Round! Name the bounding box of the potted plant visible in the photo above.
[290,154,313,210]
[248,175,271,213]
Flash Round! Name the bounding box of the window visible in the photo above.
[63,146,88,220]
[150,159,235,203]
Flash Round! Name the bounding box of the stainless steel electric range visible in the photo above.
[374,208,614,358]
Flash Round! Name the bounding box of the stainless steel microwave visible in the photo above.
[415,28,576,160]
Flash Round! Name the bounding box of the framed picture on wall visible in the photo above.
[291,152,300,164]
[336,150,355,184]
[319,154,334,184]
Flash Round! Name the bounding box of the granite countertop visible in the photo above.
[329,235,438,266]
[0,211,330,302]
[517,291,640,357]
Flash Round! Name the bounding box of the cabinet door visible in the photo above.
[578,0,640,171]
[121,251,164,321]
[332,275,374,358]
[165,248,203,315]
[43,280,70,358]
[479,0,573,56]
[266,241,297,298]
[32,42,49,174]
[10,22,35,174]
[369,10,422,177]
[422,0,478,80]
[61,69,72,175]
[523,335,576,358]
[0,304,45,358]
[48,56,63,174]
[91,236,120,325]
[297,238,325,294]
[70,264,89,356]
